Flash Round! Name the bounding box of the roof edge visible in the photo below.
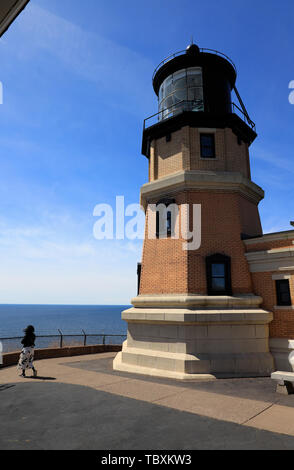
[0,0,30,38]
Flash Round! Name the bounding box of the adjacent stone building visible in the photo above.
[114,44,294,379]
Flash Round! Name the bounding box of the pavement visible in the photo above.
[1,352,294,450]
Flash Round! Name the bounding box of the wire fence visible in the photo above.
[0,331,127,353]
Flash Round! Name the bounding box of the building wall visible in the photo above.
[238,196,263,237]
[186,191,254,295]
[139,192,189,294]
[149,127,250,181]
[250,271,294,338]
[246,239,294,252]
[139,190,259,295]
[154,129,184,180]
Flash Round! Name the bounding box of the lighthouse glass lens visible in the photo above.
[158,67,204,120]
[187,67,203,86]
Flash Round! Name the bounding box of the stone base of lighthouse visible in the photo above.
[113,294,274,380]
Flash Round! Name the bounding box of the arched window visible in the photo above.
[206,254,232,296]
[156,198,177,238]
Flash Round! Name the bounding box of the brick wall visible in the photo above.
[246,238,294,252]
[251,272,294,338]
[149,127,250,181]
[142,123,294,340]
[155,129,183,179]
[140,190,260,295]
[140,192,189,294]
[238,196,263,237]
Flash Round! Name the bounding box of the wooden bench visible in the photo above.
[271,371,294,395]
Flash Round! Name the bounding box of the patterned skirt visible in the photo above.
[17,347,35,370]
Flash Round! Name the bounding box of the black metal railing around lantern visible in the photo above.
[143,100,256,132]
[231,102,256,131]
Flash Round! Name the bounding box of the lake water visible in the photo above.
[0,304,129,352]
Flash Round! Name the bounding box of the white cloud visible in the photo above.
[0,3,152,304]
[253,146,294,175]
[10,3,155,116]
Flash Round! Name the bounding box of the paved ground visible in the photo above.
[1,352,294,450]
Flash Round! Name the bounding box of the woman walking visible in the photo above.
[17,325,37,378]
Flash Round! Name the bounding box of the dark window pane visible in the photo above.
[276,280,292,306]
[156,200,176,238]
[212,263,225,277]
[211,277,226,291]
[206,254,232,296]
[280,283,290,293]
[200,134,215,158]
[166,212,172,232]
[281,293,290,302]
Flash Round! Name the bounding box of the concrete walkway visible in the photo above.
[1,352,294,449]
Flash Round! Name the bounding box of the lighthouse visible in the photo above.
[113,43,275,379]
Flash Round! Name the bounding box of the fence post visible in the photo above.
[103,335,106,351]
[58,329,63,349]
[82,330,87,347]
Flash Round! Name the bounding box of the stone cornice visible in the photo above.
[245,247,294,273]
[140,170,264,209]
[244,230,294,246]
[122,307,272,325]
[131,294,263,308]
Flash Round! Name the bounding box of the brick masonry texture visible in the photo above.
[251,272,294,338]
[140,123,294,339]
[149,126,250,181]
[246,239,294,252]
[140,190,261,295]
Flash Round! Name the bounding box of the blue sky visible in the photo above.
[0,0,293,304]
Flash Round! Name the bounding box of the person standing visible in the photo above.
[17,325,37,378]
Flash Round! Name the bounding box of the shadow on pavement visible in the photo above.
[1,381,294,450]
[0,385,15,392]
[27,376,56,381]
[63,356,294,407]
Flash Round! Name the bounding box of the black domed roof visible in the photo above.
[186,43,200,55]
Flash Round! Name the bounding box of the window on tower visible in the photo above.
[156,198,177,238]
[206,254,232,296]
[276,279,292,306]
[200,133,216,158]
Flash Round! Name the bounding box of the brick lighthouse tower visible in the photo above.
[113,44,274,379]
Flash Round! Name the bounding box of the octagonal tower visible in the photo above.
[114,44,274,379]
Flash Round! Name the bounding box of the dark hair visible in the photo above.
[24,325,35,335]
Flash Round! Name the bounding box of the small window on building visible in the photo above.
[200,133,216,159]
[276,279,292,306]
[137,263,142,296]
[206,254,232,295]
[156,198,176,238]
